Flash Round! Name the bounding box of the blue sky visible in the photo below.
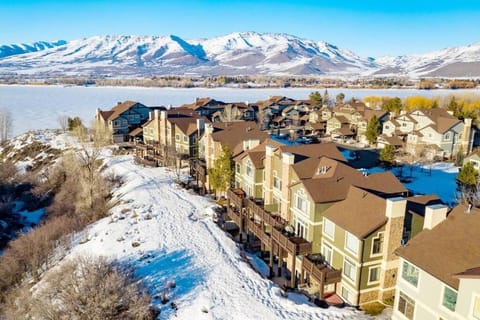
[1,0,479,57]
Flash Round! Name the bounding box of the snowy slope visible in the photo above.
[50,152,371,320]
[0,40,66,59]
[0,32,376,76]
[374,42,480,77]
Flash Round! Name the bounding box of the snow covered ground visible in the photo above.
[64,154,371,319]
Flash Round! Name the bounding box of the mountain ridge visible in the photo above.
[1,32,479,78]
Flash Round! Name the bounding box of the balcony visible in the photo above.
[245,198,287,229]
[246,219,272,247]
[226,206,243,227]
[271,227,312,256]
[227,188,246,209]
[302,254,342,286]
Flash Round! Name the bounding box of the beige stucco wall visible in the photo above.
[392,258,461,320]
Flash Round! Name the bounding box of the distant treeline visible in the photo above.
[1,74,479,89]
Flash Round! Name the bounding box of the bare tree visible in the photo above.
[58,114,68,132]
[0,107,13,143]
[4,256,155,320]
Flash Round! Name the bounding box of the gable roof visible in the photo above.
[396,204,480,289]
[295,158,407,204]
[454,266,480,279]
[169,117,199,136]
[323,186,388,239]
[211,122,269,156]
[106,101,143,121]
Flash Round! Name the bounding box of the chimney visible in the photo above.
[154,109,160,120]
[243,139,260,151]
[160,110,167,121]
[461,118,473,154]
[149,111,153,121]
[423,204,448,230]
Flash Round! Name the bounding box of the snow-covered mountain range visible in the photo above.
[1,32,479,78]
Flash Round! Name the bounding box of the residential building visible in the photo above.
[320,187,410,305]
[96,100,153,143]
[393,204,480,320]
[383,109,475,158]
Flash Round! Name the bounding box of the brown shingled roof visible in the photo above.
[107,101,140,121]
[279,143,345,163]
[454,266,480,279]
[211,122,268,156]
[396,204,480,289]
[232,138,283,168]
[169,117,199,136]
[295,159,407,204]
[323,186,388,239]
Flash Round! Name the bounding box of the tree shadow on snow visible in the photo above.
[122,249,206,316]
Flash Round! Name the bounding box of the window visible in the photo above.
[246,160,253,177]
[473,296,480,319]
[368,266,380,283]
[385,125,390,130]
[372,233,384,255]
[323,218,335,239]
[236,163,241,174]
[345,232,359,255]
[397,291,415,320]
[273,171,282,189]
[321,244,333,265]
[402,122,407,127]
[295,217,308,239]
[113,120,120,127]
[402,261,419,287]
[183,136,188,142]
[444,133,450,140]
[442,286,457,312]
[341,286,354,304]
[294,189,309,214]
[343,258,356,282]
[175,134,180,141]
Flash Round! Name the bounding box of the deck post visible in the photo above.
[269,249,274,278]
[290,254,296,288]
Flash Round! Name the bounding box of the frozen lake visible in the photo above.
[1,85,479,137]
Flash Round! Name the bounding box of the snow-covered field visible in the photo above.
[65,153,371,320]
[2,85,478,137]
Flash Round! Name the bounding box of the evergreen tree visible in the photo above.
[207,145,233,195]
[456,162,479,204]
[335,93,345,105]
[379,145,395,167]
[365,115,380,145]
[457,162,478,187]
[323,89,330,106]
[309,91,323,107]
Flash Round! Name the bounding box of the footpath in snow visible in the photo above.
[66,153,371,320]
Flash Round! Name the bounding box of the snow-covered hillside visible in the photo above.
[374,42,480,78]
[55,152,374,319]
[0,32,376,77]
[0,40,66,59]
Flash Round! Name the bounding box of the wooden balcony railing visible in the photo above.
[246,219,272,247]
[226,207,243,227]
[271,227,312,256]
[245,198,287,229]
[227,189,246,209]
[302,255,342,285]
